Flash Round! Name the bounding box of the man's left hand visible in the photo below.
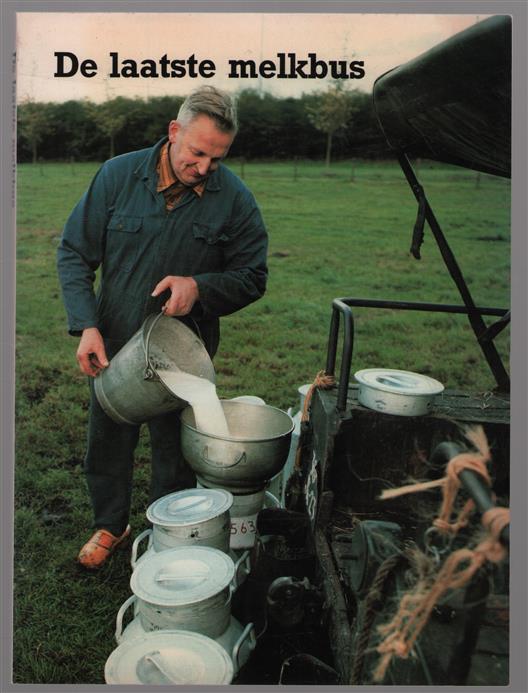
[151,275,199,316]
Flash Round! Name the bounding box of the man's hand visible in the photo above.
[77,327,109,377]
[151,275,199,316]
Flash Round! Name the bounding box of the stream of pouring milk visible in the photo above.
[156,370,230,437]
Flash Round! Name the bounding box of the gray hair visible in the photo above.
[177,86,238,134]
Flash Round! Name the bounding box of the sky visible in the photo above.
[16,12,488,103]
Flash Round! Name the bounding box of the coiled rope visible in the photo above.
[371,426,510,682]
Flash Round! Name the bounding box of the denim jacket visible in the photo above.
[57,137,268,357]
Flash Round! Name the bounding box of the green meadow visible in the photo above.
[13,159,510,683]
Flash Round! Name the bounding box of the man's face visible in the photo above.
[167,114,234,187]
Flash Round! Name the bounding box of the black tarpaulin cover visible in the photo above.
[372,15,511,178]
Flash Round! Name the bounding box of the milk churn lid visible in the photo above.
[354,368,444,396]
[104,629,234,685]
[130,545,235,606]
[146,488,233,527]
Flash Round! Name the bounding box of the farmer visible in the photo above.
[57,86,268,569]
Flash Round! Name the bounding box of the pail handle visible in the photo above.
[115,594,137,643]
[201,446,246,469]
[131,528,153,569]
[232,622,257,673]
[142,312,166,380]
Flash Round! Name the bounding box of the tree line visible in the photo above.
[17,87,391,164]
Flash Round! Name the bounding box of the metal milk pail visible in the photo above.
[94,312,215,425]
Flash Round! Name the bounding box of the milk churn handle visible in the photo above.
[143,311,166,380]
[114,594,137,643]
[232,623,257,673]
[130,528,153,569]
[232,549,251,590]
[264,490,281,508]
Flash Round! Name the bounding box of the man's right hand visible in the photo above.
[77,327,109,377]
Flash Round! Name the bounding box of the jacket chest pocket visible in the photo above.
[105,215,142,272]
[192,221,230,246]
[190,221,230,267]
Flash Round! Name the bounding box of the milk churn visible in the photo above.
[116,546,256,674]
[130,488,233,568]
[126,546,236,638]
[104,630,234,685]
[196,480,280,550]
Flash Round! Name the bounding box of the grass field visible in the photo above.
[13,158,510,683]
